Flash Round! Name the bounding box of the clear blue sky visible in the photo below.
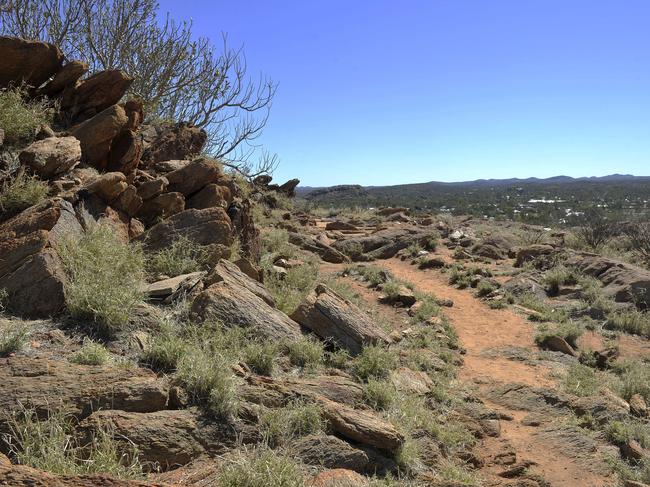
[157,0,650,186]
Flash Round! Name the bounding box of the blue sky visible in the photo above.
[157,0,650,186]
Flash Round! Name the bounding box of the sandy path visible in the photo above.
[380,258,616,487]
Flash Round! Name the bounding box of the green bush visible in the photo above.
[325,348,351,369]
[262,228,294,257]
[140,332,188,373]
[476,280,496,297]
[363,378,397,411]
[146,235,207,277]
[176,348,238,418]
[612,360,650,403]
[606,310,650,338]
[6,408,142,478]
[338,241,364,259]
[0,323,29,357]
[0,172,49,214]
[0,87,52,145]
[354,344,398,381]
[259,402,324,446]
[605,420,650,449]
[243,341,279,376]
[285,337,323,369]
[217,447,305,487]
[564,363,599,396]
[535,321,584,348]
[70,341,110,366]
[57,224,145,333]
[265,262,318,315]
[409,294,440,324]
[404,243,423,258]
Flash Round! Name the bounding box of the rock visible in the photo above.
[309,469,368,487]
[538,335,576,356]
[0,198,83,317]
[0,37,64,88]
[333,228,433,261]
[78,409,257,471]
[502,275,546,299]
[320,398,404,452]
[566,252,650,309]
[234,257,263,282]
[71,104,129,171]
[139,207,233,252]
[385,212,410,223]
[112,185,143,217]
[141,122,207,164]
[204,259,274,306]
[377,207,408,216]
[106,129,142,175]
[291,285,390,355]
[278,178,300,197]
[418,256,445,269]
[473,236,515,260]
[192,279,302,342]
[630,394,648,417]
[325,221,358,231]
[137,177,169,200]
[227,199,262,261]
[625,481,650,487]
[621,439,648,462]
[61,70,133,122]
[514,244,558,269]
[379,283,416,307]
[389,367,433,395]
[187,183,231,209]
[19,136,81,179]
[0,357,167,432]
[144,272,205,300]
[0,461,170,486]
[137,192,185,224]
[292,435,370,472]
[38,60,89,97]
[85,172,128,203]
[288,231,349,263]
[165,158,223,196]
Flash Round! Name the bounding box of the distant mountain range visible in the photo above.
[297,174,649,197]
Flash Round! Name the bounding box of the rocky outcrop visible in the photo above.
[165,158,223,196]
[291,285,390,355]
[291,435,371,472]
[78,409,258,470]
[288,231,349,263]
[0,357,167,430]
[204,259,275,306]
[38,60,89,97]
[333,227,434,261]
[19,136,82,179]
[514,244,558,269]
[140,122,207,165]
[61,70,134,123]
[566,252,650,309]
[0,36,64,88]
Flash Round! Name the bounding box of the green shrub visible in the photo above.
[409,294,440,324]
[404,243,423,258]
[57,223,145,333]
[0,172,49,214]
[363,378,397,411]
[140,333,188,373]
[476,280,496,297]
[535,321,584,348]
[262,228,293,256]
[146,235,207,277]
[339,241,364,259]
[285,337,323,369]
[325,348,351,369]
[260,402,324,446]
[564,363,599,396]
[0,87,52,145]
[70,341,110,366]
[612,360,650,403]
[265,262,318,315]
[353,265,390,287]
[354,344,398,381]
[606,310,650,338]
[243,341,279,376]
[176,348,238,418]
[424,233,439,251]
[542,265,578,295]
[217,447,305,487]
[0,323,29,357]
[6,408,142,478]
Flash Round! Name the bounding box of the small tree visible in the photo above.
[575,208,618,250]
[0,0,277,175]
[625,221,650,266]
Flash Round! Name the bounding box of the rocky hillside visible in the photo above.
[1,36,650,487]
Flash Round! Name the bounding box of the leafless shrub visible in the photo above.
[624,222,650,266]
[0,0,277,175]
[575,208,618,250]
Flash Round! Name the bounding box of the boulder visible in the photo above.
[310,469,368,487]
[71,104,129,170]
[291,284,390,355]
[325,221,358,231]
[187,183,231,209]
[277,178,300,197]
[629,394,648,417]
[390,367,433,395]
[227,200,262,261]
[514,244,558,269]
[320,398,404,452]
[61,69,133,122]
[566,252,650,309]
[137,192,185,224]
[288,231,349,263]
[165,158,223,196]
[19,136,81,179]
[85,172,128,203]
[192,279,302,342]
[144,272,205,300]
[139,207,233,252]
[0,357,168,432]
[292,435,370,472]
[418,256,446,269]
[537,335,576,356]
[379,283,416,307]
[141,122,207,164]
[78,409,258,470]
[106,129,142,175]
[38,60,89,97]
[113,185,143,217]
[0,36,64,88]
[204,259,274,306]
[137,177,168,200]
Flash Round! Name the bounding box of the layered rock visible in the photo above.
[0,36,64,88]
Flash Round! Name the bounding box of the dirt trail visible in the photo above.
[380,258,616,487]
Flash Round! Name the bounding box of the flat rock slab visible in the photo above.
[144,272,205,299]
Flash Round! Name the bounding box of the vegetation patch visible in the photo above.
[217,447,305,487]
[259,401,324,447]
[354,344,398,381]
[0,171,49,215]
[69,340,111,366]
[0,87,52,145]
[0,322,29,357]
[146,235,208,277]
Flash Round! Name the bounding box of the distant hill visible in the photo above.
[297,174,650,225]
